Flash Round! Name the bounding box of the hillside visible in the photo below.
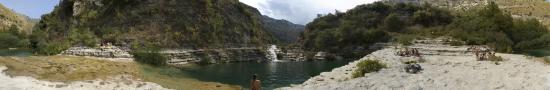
[384,0,550,29]
[0,4,34,34]
[302,1,550,60]
[34,0,276,53]
[261,15,305,44]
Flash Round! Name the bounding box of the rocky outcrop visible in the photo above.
[280,47,306,61]
[162,48,269,66]
[60,46,132,58]
[60,45,312,66]
[38,0,276,48]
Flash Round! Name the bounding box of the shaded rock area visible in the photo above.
[276,46,306,61]
[162,48,269,66]
[278,38,550,90]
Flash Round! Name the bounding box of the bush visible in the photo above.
[132,51,167,66]
[488,55,504,65]
[396,34,416,46]
[544,57,550,64]
[35,42,70,55]
[352,59,386,78]
[0,33,23,49]
[131,45,167,66]
[383,13,406,32]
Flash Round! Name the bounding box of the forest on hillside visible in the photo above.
[303,2,550,58]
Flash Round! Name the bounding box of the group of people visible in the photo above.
[396,47,421,57]
[467,46,496,61]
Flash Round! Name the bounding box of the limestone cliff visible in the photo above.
[36,0,276,48]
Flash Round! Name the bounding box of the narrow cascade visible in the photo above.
[268,45,280,62]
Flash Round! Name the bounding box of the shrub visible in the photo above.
[0,33,22,49]
[131,45,167,66]
[449,40,464,46]
[35,42,70,55]
[132,51,167,66]
[544,57,550,64]
[396,34,416,46]
[352,59,386,78]
[488,55,504,65]
[383,13,406,32]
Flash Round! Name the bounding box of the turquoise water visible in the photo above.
[0,49,32,56]
[526,48,550,57]
[179,60,354,90]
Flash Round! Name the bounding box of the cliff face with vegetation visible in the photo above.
[302,2,550,59]
[34,0,276,55]
[0,4,34,34]
[384,0,550,29]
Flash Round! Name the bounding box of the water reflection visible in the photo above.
[179,60,353,90]
[0,49,32,57]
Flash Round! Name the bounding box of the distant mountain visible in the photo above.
[0,4,34,33]
[36,0,276,48]
[261,15,304,43]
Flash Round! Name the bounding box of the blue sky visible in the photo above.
[0,0,59,19]
[0,0,378,24]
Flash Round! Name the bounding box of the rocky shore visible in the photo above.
[278,39,550,90]
[60,46,133,58]
[60,45,311,66]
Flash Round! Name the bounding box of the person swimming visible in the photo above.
[250,74,261,90]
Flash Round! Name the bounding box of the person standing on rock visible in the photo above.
[250,74,261,90]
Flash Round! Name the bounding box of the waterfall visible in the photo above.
[268,45,280,62]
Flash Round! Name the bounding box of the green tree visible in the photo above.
[0,33,21,49]
[382,13,405,32]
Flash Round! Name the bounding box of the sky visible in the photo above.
[0,0,378,24]
[0,0,59,19]
[240,0,379,24]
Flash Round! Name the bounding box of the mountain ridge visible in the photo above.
[0,4,34,33]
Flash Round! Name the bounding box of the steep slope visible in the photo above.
[36,0,275,49]
[0,4,34,33]
[261,15,304,44]
[384,0,550,28]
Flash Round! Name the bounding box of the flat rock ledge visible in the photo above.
[277,42,550,90]
[60,46,133,58]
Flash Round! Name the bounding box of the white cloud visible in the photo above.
[239,0,380,24]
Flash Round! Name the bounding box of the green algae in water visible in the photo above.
[138,64,241,90]
[0,49,32,57]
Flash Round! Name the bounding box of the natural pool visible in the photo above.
[526,48,550,57]
[179,60,354,90]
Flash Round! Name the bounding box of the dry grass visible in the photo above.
[543,57,550,65]
[0,56,139,81]
[0,55,240,90]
